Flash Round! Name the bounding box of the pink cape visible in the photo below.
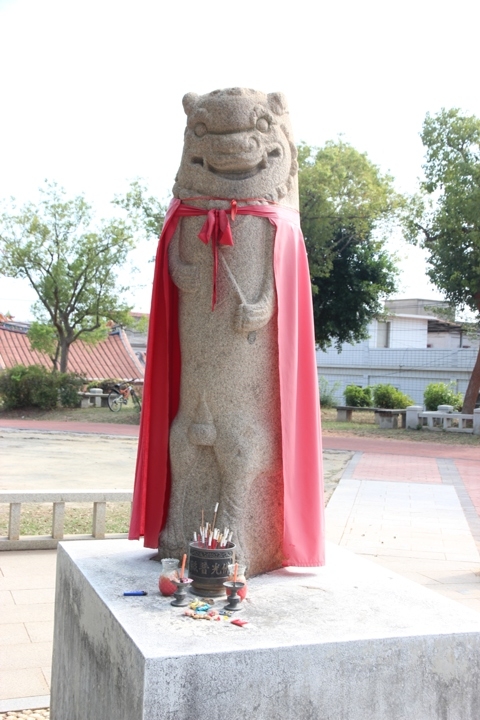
[129,199,325,566]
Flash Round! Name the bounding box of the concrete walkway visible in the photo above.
[1,421,480,712]
[326,450,480,615]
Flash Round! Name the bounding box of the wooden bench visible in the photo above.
[335,406,406,429]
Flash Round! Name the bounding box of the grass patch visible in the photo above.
[0,502,131,537]
[0,405,140,425]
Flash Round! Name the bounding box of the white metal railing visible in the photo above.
[0,491,132,550]
[406,406,480,435]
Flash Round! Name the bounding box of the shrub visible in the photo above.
[372,384,413,409]
[57,373,85,407]
[0,365,86,410]
[319,376,340,409]
[344,385,372,407]
[31,371,58,409]
[423,382,463,411]
[0,365,56,409]
[0,365,32,408]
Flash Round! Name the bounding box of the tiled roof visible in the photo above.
[0,327,144,381]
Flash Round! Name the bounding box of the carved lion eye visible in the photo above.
[256,117,270,133]
[194,122,208,138]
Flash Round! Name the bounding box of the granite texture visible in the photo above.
[51,539,480,720]
[160,89,299,575]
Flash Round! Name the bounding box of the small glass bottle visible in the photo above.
[226,563,247,600]
[158,558,180,596]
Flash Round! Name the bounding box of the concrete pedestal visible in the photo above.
[51,540,480,720]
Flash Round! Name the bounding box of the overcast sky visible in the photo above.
[1,0,479,319]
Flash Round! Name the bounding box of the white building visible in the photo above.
[317,299,479,405]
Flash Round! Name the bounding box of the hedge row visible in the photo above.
[0,365,85,410]
[344,381,463,411]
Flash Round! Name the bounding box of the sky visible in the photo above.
[1,0,480,319]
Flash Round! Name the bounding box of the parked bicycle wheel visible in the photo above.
[108,391,123,412]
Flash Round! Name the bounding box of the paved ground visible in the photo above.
[0,430,137,491]
[1,418,480,714]
[327,453,480,614]
[0,429,350,496]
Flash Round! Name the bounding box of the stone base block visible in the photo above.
[51,539,480,720]
[377,413,398,429]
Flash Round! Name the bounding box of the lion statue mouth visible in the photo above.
[206,160,266,181]
[191,147,282,182]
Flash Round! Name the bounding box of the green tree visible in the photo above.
[27,321,60,369]
[299,141,400,349]
[404,109,480,412]
[0,182,136,372]
[112,179,167,239]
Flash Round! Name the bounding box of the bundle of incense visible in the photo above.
[193,505,234,548]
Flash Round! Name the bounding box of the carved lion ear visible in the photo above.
[182,93,199,116]
[267,92,288,115]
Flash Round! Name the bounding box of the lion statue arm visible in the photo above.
[234,233,275,334]
[168,223,200,292]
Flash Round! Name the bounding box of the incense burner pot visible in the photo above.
[188,542,235,596]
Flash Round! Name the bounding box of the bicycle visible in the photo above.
[107,380,142,412]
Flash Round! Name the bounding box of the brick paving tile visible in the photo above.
[455,460,479,484]
[24,623,54,645]
[0,605,54,626]
[10,591,55,607]
[455,460,480,514]
[0,642,52,672]
[0,624,31,645]
[0,592,14,607]
[0,667,49,701]
[0,712,49,719]
[351,453,441,483]
[324,434,480,462]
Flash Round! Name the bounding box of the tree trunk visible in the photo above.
[461,292,480,414]
[50,342,60,372]
[59,337,70,373]
[462,345,480,413]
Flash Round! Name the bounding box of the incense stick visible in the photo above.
[211,502,219,536]
[192,501,234,549]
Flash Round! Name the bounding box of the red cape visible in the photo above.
[129,199,325,566]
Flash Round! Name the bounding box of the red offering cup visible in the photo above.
[158,558,180,597]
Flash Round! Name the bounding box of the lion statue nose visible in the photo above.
[212,132,260,157]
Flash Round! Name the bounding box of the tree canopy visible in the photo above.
[404,108,480,412]
[0,182,138,372]
[298,141,400,350]
[112,179,166,239]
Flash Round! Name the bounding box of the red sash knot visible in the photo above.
[198,208,235,310]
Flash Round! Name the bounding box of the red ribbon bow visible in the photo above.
[197,206,235,310]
